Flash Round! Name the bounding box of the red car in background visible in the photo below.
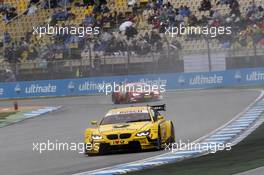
[111,82,162,104]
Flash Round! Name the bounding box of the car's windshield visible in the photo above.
[100,113,151,125]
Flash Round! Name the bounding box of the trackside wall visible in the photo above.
[0,68,263,99]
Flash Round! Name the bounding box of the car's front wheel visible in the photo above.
[86,144,108,156]
[98,144,108,155]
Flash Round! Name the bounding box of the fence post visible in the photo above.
[88,40,92,75]
[206,36,212,72]
[253,40,257,67]
[126,43,130,74]
[253,38,257,57]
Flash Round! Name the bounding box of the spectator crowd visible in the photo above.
[0,0,264,65]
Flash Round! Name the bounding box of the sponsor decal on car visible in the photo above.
[107,110,149,116]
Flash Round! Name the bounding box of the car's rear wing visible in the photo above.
[150,104,166,111]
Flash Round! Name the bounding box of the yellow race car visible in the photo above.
[84,104,175,155]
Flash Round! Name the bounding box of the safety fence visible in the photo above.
[0,67,263,99]
[1,49,264,82]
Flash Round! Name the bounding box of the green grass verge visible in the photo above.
[129,122,264,175]
[0,112,16,119]
[0,109,38,128]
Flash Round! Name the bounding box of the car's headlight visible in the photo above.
[92,134,102,140]
[136,130,150,137]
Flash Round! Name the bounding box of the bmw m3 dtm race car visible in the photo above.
[111,82,162,104]
[84,104,175,155]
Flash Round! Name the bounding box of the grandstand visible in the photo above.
[0,0,263,81]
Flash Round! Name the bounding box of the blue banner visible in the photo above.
[0,68,263,99]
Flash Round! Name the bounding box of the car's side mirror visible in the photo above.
[157,115,164,120]
[91,120,98,125]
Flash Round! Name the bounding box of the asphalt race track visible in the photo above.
[0,89,260,175]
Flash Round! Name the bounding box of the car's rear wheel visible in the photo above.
[112,93,120,104]
[150,92,154,98]
[155,127,162,150]
[167,122,175,144]
[125,93,131,103]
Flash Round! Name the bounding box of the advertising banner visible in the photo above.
[0,68,263,99]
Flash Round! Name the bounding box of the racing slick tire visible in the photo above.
[85,144,108,156]
[167,122,175,144]
[112,93,120,104]
[98,144,108,155]
[125,93,131,103]
[86,153,97,156]
[150,92,155,98]
[155,127,162,150]
[84,144,97,156]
